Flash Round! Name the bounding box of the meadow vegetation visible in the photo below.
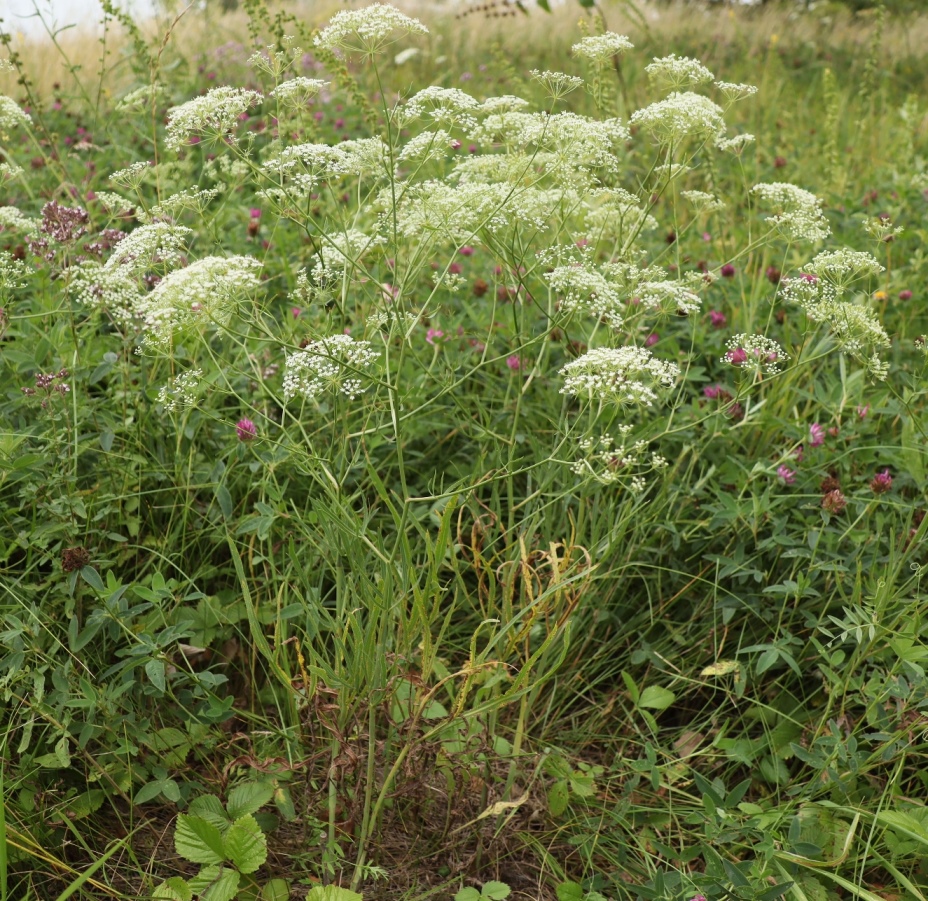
[1,1,928,900]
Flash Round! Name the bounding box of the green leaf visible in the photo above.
[482,882,511,900]
[99,430,115,452]
[547,779,569,817]
[223,814,267,874]
[536,0,551,10]
[174,814,226,865]
[189,794,231,830]
[216,484,233,519]
[638,686,675,711]
[454,890,481,901]
[191,866,240,901]
[306,888,364,901]
[260,879,290,901]
[153,877,193,901]
[80,566,105,592]
[556,882,584,901]
[134,780,168,805]
[227,781,275,819]
[146,659,166,692]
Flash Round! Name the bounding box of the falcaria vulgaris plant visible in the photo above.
[0,3,907,895]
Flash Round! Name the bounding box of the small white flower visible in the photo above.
[630,92,725,146]
[0,95,32,136]
[158,368,203,411]
[645,55,714,91]
[560,346,680,406]
[715,82,758,104]
[530,70,584,100]
[109,161,153,190]
[283,335,379,401]
[165,86,263,151]
[751,182,830,243]
[314,4,428,56]
[270,77,329,108]
[572,33,634,65]
[104,222,192,274]
[722,334,787,374]
[680,190,725,213]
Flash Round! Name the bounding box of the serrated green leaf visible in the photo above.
[192,866,240,901]
[153,877,193,901]
[223,814,267,874]
[189,794,230,830]
[453,890,481,901]
[556,882,583,901]
[260,878,290,901]
[306,888,364,901]
[482,881,511,900]
[175,815,225,865]
[547,779,569,817]
[227,781,275,819]
[638,685,675,711]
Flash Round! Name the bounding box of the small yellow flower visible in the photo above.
[873,290,888,301]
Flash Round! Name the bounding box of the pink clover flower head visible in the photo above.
[449,262,462,275]
[793,444,804,462]
[857,404,870,419]
[291,306,302,318]
[899,289,913,300]
[703,384,722,399]
[689,896,708,901]
[721,263,736,278]
[458,245,474,257]
[236,418,257,441]
[702,231,712,242]
[822,489,847,514]
[645,333,659,347]
[426,328,445,346]
[809,422,825,448]
[777,465,796,485]
[870,469,892,494]
[709,310,727,328]
[727,347,748,365]
[249,207,261,219]
[799,272,819,283]
[506,354,522,371]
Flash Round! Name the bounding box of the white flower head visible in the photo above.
[270,77,329,109]
[560,346,681,407]
[109,161,154,190]
[680,190,725,213]
[572,33,634,65]
[530,70,584,101]
[751,182,830,243]
[0,95,32,137]
[716,133,755,154]
[283,335,379,401]
[397,86,480,130]
[0,250,28,293]
[722,334,787,374]
[158,368,203,411]
[314,4,428,56]
[715,81,758,105]
[139,255,263,351]
[546,262,624,328]
[165,86,263,151]
[630,92,725,146]
[645,54,714,92]
[104,222,192,274]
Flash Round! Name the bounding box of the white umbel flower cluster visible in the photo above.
[313,4,428,56]
[645,55,715,91]
[560,346,681,407]
[398,86,480,129]
[803,248,883,287]
[751,182,830,243]
[546,263,625,328]
[630,92,725,146]
[722,334,787,374]
[157,368,203,411]
[0,250,28,293]
[681,190,725,213]
[778,269,890,372]
[0,206,40,235]
[71,261,147,326]
[530,70,585,100]
[313,230,385,284]
[570,432,668,492]
[165,86,263,151]
[572,33,634,65]
[715,82,759,105]
[283,335,380,401]
[139,255,263,350]
[269,77,329,107]
[104,222,191,274]
[0,95,31,137]
[636,280,702,316]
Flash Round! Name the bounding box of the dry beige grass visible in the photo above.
[2,0,927,101]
